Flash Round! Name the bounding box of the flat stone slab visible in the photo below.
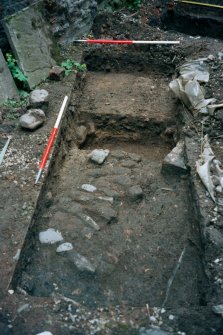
[3,2,56,89]
[162,140,188,175]
[73,252,96,273]
[0,49,19,103]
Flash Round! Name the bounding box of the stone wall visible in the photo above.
[0,0,98,50]
[44,0,98,45]
[0,0,37,50]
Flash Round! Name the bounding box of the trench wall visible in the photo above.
[159,0,223,39]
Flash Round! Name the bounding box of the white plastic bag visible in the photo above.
[179,60,209,83]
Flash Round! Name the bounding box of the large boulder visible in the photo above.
[19,109,46,130]
[29,89,49,111]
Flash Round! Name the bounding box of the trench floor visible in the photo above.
[18,71,206,311]
[78,72,175,121]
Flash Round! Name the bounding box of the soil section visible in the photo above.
[78,71,175,121]
[14,62,208,329]
[160,1,223,40]
[0,5,223,335]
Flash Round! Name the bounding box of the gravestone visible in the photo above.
[0,49,19,103]
[3,1,56,89]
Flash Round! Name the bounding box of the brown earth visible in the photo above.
[0,5,223,335]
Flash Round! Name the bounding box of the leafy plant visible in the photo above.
[18,89,29,99]
[3,97,28,122]
[6,53,28,83]
[3,108,21,121]
[4,97,28,109]
[61,59,87,76]
[126,0,141,10]
[4,99,20,109]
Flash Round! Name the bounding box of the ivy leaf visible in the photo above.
[61,59,87,75]
[6,52,27,83]
[61,59,74,70]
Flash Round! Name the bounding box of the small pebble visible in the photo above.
[81,184,97,193]
[56,243,73,253]
[39,229,63,244]
[8,290,14,295]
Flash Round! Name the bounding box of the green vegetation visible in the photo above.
[4,53,29,121]
[126,0,141,10]
[3,95,29,121]
[6,53,27,83]
[2,107,21,121]
[4,96,28,109]
[61,59,87,76]
[18,89,29,99]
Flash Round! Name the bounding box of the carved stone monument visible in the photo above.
[3,1,56,89]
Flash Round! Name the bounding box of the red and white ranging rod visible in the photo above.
[35,95,68,184]
[74,39,180,45]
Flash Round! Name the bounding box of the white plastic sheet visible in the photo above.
[196,135,223,202]
[169,59,215,115]
[196,135,215,201]
[178,60,210,83]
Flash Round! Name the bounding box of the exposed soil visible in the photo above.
[1,3,223,335]
[16,69,206,310]
[160,1,223,40]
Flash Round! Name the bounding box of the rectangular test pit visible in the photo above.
[14,48,207,313]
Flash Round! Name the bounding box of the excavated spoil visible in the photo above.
[13,51,209,317]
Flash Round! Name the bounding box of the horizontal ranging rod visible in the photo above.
[73,39,180,45]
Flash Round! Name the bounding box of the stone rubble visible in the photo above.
[56,242,73,253]
[76,125,88,145]
[73,252,96,273]
[39,228,63,244]
[81,184,97,193]
[17,303,30,314]
[88,149,110,164]
[162,140,187,175]
[29,89,49,111]
[81,214,100,231]
[127,184,143,202]
[48,66,65,81]
[19,109,46,130]
[212,304,223,315]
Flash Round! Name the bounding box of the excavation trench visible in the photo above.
[14,51,207,311]
[161,6,223,40]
